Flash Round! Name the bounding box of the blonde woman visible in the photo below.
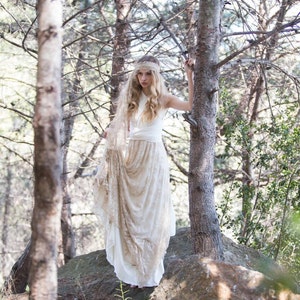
[94,55,194,288]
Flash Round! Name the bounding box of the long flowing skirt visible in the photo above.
[94,139,175,287]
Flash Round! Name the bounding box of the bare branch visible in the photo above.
[0,103,33,120]
[22,15,38,54]
[223,27,300,38]
[1,143,33,166]
[163,140,188,177]
[217,16,300,69]
[0,34,38,56]
[62,0,105,27]
[0,134,34,146]
[62,25,114,49]
[0,2,26,35]
[73,136,102,179]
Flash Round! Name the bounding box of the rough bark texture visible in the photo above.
[29,0,63,299]
[110,0,131,116]
[189,0,224,260]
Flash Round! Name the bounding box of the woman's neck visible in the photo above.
[142,87,151,96]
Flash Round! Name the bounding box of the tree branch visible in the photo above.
[163,140,188,177]
[0,103,33,120]
[0,34,38,56]
[0,143,33,166]
[62,0,105,27]
[73,136,102,179]
[217,16,300,69]
[222,27,300,38]
[0,134,34,146]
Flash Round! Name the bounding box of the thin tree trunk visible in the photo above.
[189,0,224,260]
[2,160,31,294]
[29,0,63,299]
[183,0,197,56]
[2,156,12,277]
[2,158,31,294]
[239,0,289,242]
[239,74,263,241]
[60,13,90,265]
[3,242,31,294]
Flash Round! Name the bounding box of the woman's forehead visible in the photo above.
[137,67,152,73]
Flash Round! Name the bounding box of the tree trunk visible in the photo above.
[110,0,131,116]
[60,9,92,265]
[189,0,224,260]
[3,241,31,294]
[183,0,197,56]
[29,0,63,299]
[2,159,31,294]
[2,156,12,277]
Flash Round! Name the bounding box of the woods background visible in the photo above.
[0,0,299,289]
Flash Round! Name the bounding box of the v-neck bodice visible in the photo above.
[129,93,167,142]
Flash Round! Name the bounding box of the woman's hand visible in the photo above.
[184,58,194,78]
[102,126,111,139]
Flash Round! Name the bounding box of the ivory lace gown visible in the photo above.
[94,93,176,287]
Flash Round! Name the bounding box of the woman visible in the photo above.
[94,55,194,288]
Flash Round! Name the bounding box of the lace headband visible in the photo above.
[134,61,160,72]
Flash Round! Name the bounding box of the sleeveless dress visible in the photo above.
[94,93,176,287]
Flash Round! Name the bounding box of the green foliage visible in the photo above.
[216,81,300,283]
[114,281,132,300]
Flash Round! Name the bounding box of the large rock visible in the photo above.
[57,227,300,300]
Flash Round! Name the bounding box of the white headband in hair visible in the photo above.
[134,61,160,72]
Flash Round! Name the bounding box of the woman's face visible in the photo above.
[136,68,153,90]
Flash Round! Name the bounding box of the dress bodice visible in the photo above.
[129,93,167,142]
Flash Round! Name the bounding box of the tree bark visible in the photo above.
[29,0,63,299]
[189,0,224,260]
[2,156,12,276]
[110,0,131,116]
[183,0,197,56]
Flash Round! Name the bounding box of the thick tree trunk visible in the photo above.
[110,0,131,116]
[29,1,63,299]
[189,0,224,260]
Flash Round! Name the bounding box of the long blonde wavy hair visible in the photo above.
[105,56,168,150]
[125,55,168,122]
